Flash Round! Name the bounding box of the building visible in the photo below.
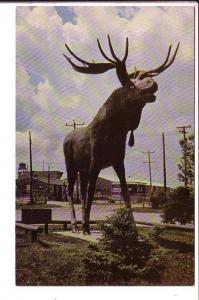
[111,178,171,203]
[18,162,63,180]
[16,162,171,203]
[16,162,67,202]
[111,180,146,203]
[18,162,29,179]
[16,162,112,202]
[95,177,112,200]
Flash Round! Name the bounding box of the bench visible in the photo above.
[16,222,43,242]
[21,208,52,234]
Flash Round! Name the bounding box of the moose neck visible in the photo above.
[90,87,144,135]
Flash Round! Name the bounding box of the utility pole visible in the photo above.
[143,150,155,187]
[65,120,85,202]
[162,133,167,194]
[43,160,45,174]
[48,165,50,195]
[29,131,34,204]
[177,125,191,186]
[65,120,85,130]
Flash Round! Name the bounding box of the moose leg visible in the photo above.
[84,164,100,234]
[79,171,89,232]
[67,169,78,232]
[113,162,135,224]
[112,162,132,209]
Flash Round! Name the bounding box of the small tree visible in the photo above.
[84,207,165,285]
[163,186,194,225]
[178,134,194,186]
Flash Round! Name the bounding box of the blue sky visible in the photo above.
[55,6,77,24]
[16,5,195,187]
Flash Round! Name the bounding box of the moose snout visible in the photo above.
[149,80,158,94]
[131,77,158,93]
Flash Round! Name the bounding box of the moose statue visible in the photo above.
[63,35,179,234]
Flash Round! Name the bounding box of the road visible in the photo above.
[16,201,163,224]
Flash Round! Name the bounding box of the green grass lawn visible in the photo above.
[16,232,88,285]
[16,226,194,286]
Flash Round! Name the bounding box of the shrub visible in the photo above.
[152,225,166,238]
[84,207,165,285]
[138,248,167,282]
[150,191,167,209]
[163,186,194,225]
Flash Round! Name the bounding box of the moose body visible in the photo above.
[64,88,144,169]
[64,85,157,233]
[63,35,179,234]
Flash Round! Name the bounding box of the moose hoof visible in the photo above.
[72,224,79,233]
[83,230,91,235]
[83,224,90,235]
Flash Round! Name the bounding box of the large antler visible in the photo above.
[63,35,131,87]
[146,42,180,77]
[129,42,180,80]
[64,37,180,86]
[63,44,115,74]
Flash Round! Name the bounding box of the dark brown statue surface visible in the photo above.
[63,36,179,234]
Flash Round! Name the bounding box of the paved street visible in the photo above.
[16,201,163,224]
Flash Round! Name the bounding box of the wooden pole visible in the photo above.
[65,120,85,203]
[143,150,155,202]
[148,150,152,187]
[29,131,34,204]
[162,133,167,194]
[48,165,50,195]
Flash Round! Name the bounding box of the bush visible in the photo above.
[152,225,166,238]
[150,191,167,209]
[84,207,165,285]
[163,186,194,225]
[137,248,167,282]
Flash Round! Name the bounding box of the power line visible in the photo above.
[134,132,180,138]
